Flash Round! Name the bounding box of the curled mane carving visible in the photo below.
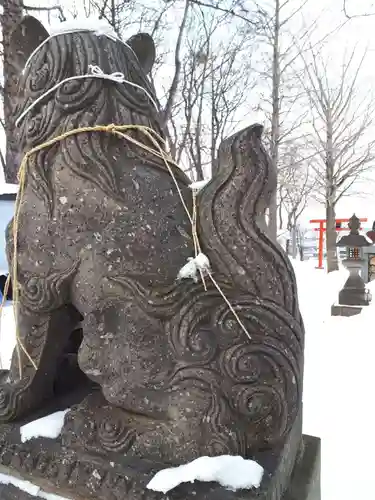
[14,27,183,214]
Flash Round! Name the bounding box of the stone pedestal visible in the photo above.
[339,259,371,306]
[284,435,321,500]
[0,403,320,500]
[0,485,44,500]
[0,434,321,500]
[0,438,321,500]
[332,256,372,316]
[331,303,363,317]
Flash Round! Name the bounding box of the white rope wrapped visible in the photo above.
[24,23,137,72]
[15,65,159,127]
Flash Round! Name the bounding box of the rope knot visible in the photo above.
[177,253,211,283]
[105,124,117,134]
[88,65,125,83]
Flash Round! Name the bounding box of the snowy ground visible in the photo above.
[294,259,375,500]
[0,260,374,499]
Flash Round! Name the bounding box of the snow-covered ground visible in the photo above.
[0,260,373,499]
[294,259,375,500]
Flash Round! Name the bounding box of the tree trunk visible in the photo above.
[296,228,304,261]
[1,0,23,184]
[326,201,338,272]
[162,0,190,128]
[268,0,281,240]
[291,226,298,259]
[325,109,338,273]
[278,192,283,229]
[299,245,304,261]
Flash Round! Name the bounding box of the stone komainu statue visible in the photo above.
[0,15,305,499]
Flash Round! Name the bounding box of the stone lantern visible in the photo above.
[332,214,372,316]
[366,221,375,243]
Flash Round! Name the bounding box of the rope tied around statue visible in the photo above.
[0,66,252,379]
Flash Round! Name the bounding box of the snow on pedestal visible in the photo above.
[0,303,16,370]
[0,472,70,499]
[20,410,70,443]
[0,184,18,195]
[49,18,116,38]
[147,455,264,494]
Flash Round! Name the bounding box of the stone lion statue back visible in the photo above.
[0,16,305,498]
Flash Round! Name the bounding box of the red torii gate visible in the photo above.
[310,217,368,269]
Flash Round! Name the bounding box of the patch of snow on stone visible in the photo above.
[49,18,116,39]
[0,472,70,499]
[147,455,264,494]
[0,303,16,369]
[0,183,18,195]
[189,179,210,191]
[20,410,70,443]
[177,253,210,282]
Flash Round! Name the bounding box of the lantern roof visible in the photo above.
[336,214,372,248]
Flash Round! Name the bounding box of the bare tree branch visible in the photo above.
[162,0,190,127]
[23,4,66,21]
[298,42,375,271]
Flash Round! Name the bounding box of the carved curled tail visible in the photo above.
[197,123,301,319]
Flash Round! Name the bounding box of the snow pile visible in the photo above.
[0,303,15,369]
[190,179,210,191]
[24,18,120,72]
[49,18,116,39]
[0,472,70,499]
[0,183,18,195]
[147,455,264,494]
[177,252,210,282]
[20,410,70,443]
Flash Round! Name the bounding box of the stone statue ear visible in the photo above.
[10,16,49,72]
[126,33,155,74]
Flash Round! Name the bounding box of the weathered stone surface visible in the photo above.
[338,275,371,306]
[0,416,321,500]
[0,484,43,500]
[0,410,303,500]
[0,13,310,500]
[331,303,364,317]
[284,435,321,500]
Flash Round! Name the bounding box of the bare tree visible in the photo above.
[300,46,375,272]
[0,0,67,183]
[267,0,281,240]
[254,0,351,240]
[156,3,254,180]
[1,0,23,183]
[162,0,191,127]
[278,142,316,256]
[254,0,318,240]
